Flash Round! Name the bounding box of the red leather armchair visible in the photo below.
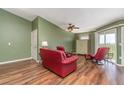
[39,48,79,77]
[85,47,109,64]
[56,46,73,57]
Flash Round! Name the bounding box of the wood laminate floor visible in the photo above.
[0,56,124,85]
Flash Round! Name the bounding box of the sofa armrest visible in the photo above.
[62,56,79,64]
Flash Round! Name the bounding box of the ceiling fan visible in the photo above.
[67,23,79,32]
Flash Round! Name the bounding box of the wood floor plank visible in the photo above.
[0,56,124,85]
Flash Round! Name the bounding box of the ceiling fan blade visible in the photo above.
[67,23,79,32]
[72,25,75,27]
[67,27,72,30]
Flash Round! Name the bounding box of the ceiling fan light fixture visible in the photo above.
[67,23,79,32]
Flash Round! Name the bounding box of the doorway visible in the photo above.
[97,28,117,63]
[31,29,38,61]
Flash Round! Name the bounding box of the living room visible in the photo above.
[2,0,124,92]
[2,6,124,88]
[1,8,124,85]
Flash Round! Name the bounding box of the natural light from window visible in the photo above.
[99,34,105,44]
[106,33,115,44]
[99,33,115,44]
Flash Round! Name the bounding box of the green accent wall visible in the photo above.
[32,17,38,31]
[116,27,121,64]
[32,17,75,60]
[89,32,95,54]
[37,16,75,52]
[0,9,32,62]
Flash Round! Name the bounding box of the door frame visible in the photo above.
[31,29,38,62]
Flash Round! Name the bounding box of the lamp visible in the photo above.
[41,41,48,48]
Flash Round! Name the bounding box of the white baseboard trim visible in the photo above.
[0,57,33,65]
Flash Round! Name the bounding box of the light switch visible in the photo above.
[8,42,11,46]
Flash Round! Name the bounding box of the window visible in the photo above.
[97,28,117,62]
[99,33,116,44]
[106,33,115,44]
[99,34,105,44]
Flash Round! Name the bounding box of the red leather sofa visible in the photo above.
[39,48,79,77]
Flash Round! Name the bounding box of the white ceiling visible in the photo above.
[3,8,124,33]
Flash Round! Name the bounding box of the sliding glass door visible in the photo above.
[97,28,117,62]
